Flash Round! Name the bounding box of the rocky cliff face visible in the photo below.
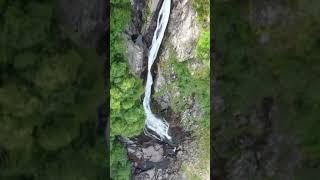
[126,0,200,75]
[166,0,199,62]
[123,0,208,179]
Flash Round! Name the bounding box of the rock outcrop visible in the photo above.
[153,0,202,133]
[122,0,205,179]
[125,0,148,77]
[167,0,199,62]
[117,135,183,180]
[126,35,147,77]
[125,0,200,76]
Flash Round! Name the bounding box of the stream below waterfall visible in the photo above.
[143,0,172,141]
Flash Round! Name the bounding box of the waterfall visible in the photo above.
[143,0,172,141]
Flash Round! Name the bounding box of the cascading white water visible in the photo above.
[143,0,171,141]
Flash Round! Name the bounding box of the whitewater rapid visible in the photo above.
[143,0,171,141]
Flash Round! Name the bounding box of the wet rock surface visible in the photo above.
[117,123,191,179]
[117,98,198,179]
[121,0,204,178]
[126,0,200,76]
[125,0,165,78]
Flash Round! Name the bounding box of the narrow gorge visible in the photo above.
[143,0,171,142]
[110,0,210,179]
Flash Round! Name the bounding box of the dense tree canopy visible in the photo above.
[0,0,106,179]
[110,0,145,179]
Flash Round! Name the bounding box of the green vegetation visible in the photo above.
[192,0,210,28]
[154,1,210,178]
[110,141,131,180]
[214,0,320,177]
[172,35,210,179]
[110,0,211,178]
[180,164,203,180]
[110,0,144,179]
[153,0,210,131]
[167,48,210,129]
[0,0,106,179]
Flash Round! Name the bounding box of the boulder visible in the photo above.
[126,35,147,77]
[168,0,200,62]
